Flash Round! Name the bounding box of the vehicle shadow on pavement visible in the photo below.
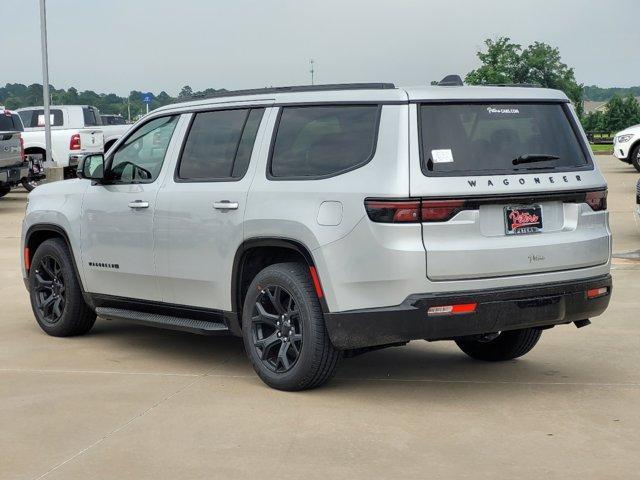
[88,318,618,393]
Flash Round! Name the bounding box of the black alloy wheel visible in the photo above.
[33,255,66,324]
[251,285,303,373]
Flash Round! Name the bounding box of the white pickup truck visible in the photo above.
[17,105,106,177]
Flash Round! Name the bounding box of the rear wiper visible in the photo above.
[513,154,560,165]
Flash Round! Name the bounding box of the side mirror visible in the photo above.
[77,154,105,182]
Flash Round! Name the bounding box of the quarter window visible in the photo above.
[108,115,178,183]
[178,108,265,180]
[270,105,379,178]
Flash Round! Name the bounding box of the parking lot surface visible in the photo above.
[1,156,638,480]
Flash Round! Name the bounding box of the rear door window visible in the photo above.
[83,107,101,126]
[419,103,590,176]
[177,108,265,181]
[26,109,64,127]
[270,105,380,178]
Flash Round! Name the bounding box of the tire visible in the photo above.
[630,144,640,172]
[455,328,542,362]
[0,186,10,198]
[28,238,96,337]
[242,262,341,391]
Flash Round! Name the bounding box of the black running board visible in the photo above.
[95,307,230,335]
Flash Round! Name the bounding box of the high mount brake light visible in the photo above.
[364,199,467,223]
[585,190,607,211]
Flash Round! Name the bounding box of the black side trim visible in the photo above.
[231,237,328,316]
[95,307,229,336]
[24,224,88,297]
[89,293,240,336]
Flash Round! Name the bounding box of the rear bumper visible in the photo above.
[0,164,29,186]
[324,275,612,350]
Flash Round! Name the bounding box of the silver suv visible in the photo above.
[21,82,612,390]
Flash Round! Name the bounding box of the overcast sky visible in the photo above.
[2,0,639,96]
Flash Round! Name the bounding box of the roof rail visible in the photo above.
[438,75,464,87]
[188,83,397,100]
[480,83,541,88]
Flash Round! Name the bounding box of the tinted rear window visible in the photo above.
[22,109,64,127]
[0,113,23,131]
[83,107,101,126]
[177,108,264,180]
[270,105,379,178]
[419,103,589,176]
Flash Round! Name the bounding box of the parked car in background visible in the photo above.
[21,82,612,391]
[613,124,640,171]
[0,107,28,197]
[98,113,131,153]
[17,105,104,178]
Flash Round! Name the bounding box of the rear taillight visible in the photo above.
[585,190,607,211]
[364,200,421,223]
[69,133,81,151]
[420,200,466,222]
[19,137,25,161]
[365,198,467,223]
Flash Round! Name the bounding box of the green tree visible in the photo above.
[604,94,640,132]
[466,37,584,116]
[178,85,193,101]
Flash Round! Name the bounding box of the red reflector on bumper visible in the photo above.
[427,303,477,316]
[586,287,608,299]
[24,247,30,271]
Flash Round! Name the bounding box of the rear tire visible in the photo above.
[242,262,341,391]
[630,144,640,172]
[28,238,96,337]
[455,328,542,361]
[0,186,10,198]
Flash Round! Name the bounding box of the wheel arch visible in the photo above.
[231,238,328,322]
[25,224,89,301]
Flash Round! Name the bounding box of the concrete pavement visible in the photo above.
[1,156,638,480]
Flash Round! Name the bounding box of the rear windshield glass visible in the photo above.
[83,107,101,126]
[0,113,23,131]
[419,103,589,176]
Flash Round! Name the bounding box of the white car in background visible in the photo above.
[613,124,640,171]
[17,105,104,178]
[99,114,131,154]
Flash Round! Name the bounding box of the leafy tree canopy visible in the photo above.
[465,37,584,116]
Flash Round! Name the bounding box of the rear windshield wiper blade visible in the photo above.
[513,154,560,165]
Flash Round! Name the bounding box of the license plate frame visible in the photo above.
[505,204,543,235]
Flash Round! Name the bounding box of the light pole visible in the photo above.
[39,0,53,168]
[309,59,315,85]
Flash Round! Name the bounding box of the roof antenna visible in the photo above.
[438,75,464,87]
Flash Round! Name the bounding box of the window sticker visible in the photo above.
[487,107,520,114]
[431,149,454,163]
[37,114,55,127]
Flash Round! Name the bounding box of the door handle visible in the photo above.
[128,200,149,209]
[213,201,239,210]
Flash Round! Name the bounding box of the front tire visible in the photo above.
[21,178,39,192]
[0,186,10,198]
[630,144,640,172]
[28,238,96,337]
[455,328,542,361]
[242,262,341,391]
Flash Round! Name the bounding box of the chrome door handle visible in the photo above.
[128,200,149,209]
[213,201,239,210]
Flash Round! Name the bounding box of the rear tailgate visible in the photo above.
[79,129,104,153]
[410,101,610,281]
[0,132,22,169]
